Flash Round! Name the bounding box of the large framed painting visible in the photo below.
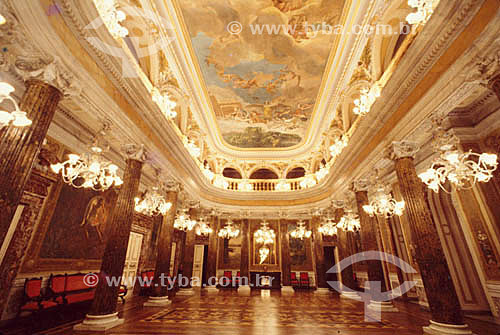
[250,220,280,272]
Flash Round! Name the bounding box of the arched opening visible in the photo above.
[222,167,242,179]
[249,168,279,179]
[286,167,306,179]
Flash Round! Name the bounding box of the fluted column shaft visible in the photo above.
[240,219,250,279]
[395,156,463,324]
[206,216,218,280]
[89,158,143,316]
[0,80,61,246]
[336,209,356,290]
[355,191,387,295]
[312,216,327,288]
[150,191,177,297]
[280,220,291,286]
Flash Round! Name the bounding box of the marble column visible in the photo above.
[312,216,328,293]
[177,221,196,294]
[391,141,470,335]
[0,79,62,247]
[335,208,357,297]
[238,219,250,295]
[205,216,219,293]
[74,145,145,332]
[354,180,397,312]
[144,189,178,307]
[280,220,293,294]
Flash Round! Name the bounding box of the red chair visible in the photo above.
[18,277,58,316]
[299,272,310,288]
[290,272,299,288]
[222,271,233,288]
[234,271,241,287]
[48,274,66,304]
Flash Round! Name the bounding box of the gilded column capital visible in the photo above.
[122,143,147,162]
[351,179,369,193]
[390,140,419,160]
[14,57,81,97]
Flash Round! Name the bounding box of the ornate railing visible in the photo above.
[222,177,308,192]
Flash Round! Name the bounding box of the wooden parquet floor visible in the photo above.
[3,290,500,335]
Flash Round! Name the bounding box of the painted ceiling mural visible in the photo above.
[178,0,345,148]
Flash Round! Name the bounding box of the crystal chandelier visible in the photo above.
[419,149,498,193]
[152,87,177,120]
[218,219,240,238]
[213,175,229,189]
[338,212,361,232]
[174,210,197,231]
[290,221,312,240]
[254,221,275,245]
[363,183,405,217]
[93,0,128,39]
[134,186,172,216]
[318,218,338,236]
[353,84,381,116]
[202,163,215,181]
[51,140,122,192]
[330,135,348,157]
[0,82,32,128]
[184,138,201,158]
[0,14,6,25]
[406,0,437,26]
[195,217,213,236]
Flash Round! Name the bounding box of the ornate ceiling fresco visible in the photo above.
[177,0,346,148]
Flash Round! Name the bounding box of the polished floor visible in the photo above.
[4,290,500,335]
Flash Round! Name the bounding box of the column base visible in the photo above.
[237,285,251,296]
[203,285,219,294]
[73,312,124,332]
[423,320,474,335]
[281,286,295,295]
[314,288,331,295]
[367,300,399,312]
[177,288,195,295]
[340,291,362,301]
[143,296,172,307]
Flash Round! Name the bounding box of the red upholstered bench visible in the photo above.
[18,277,58,317]
[48,274,66,304]
[291,272,300,288]
[63,273,96,304]
[299,272,310,288]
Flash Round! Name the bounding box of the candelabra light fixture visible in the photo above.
[419,130,498,193]
[276,180,291,192]
[315,164,329,182]
[338,212,361,232]
[134,186,172,217]
[195,217,213,236]
[330,135,348,157]
[0,82,32,128]
[51,137,122,192]
[363,183,405,217]
[218,219,240,238]
[254,221,276,245]
[353,84,381,116]
[183,137,201,158]
[318,218,338,237]
[406,0,437,26]
[300,175,317,189]
[174,209,197,231]
[152,87,177,120]
[290,221,312,240]
[93,0,128,39]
